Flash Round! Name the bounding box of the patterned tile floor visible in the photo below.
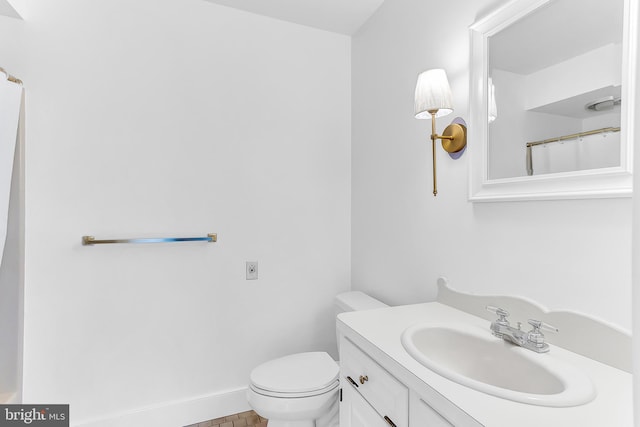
[185,410,267,427]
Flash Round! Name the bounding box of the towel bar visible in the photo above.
[82,233,217,246]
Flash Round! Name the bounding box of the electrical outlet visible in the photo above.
[246,261,258,280]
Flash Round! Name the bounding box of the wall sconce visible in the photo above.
[414,69,467,196]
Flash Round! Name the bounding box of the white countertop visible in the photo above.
[337,302,633,427]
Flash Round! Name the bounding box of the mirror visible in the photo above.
[468,0,636,201]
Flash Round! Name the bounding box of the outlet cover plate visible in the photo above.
[246,261,258,280]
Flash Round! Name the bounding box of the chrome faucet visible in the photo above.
[486,306,558,353]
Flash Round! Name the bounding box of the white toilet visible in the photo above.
[247,291,388,427]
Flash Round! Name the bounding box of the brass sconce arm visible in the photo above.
[427,110,467,196]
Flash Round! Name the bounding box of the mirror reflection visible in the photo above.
[487,0,624,179]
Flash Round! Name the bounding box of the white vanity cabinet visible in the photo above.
[340,336,408,427]
[340,381,392,427]
[339,334,481,427]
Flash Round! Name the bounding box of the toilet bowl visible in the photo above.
[248,352,339,427]
[247,292,387,427]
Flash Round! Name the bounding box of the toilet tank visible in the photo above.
[334,291,388,318]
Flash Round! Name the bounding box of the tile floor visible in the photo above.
[185,410,267,427]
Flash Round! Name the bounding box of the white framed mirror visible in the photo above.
[468,0,636,202]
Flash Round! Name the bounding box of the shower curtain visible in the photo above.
[0,70,22,264]
[529,131,621,176]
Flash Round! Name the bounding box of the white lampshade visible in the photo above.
[414,69,454,119]
[488,77,498,123]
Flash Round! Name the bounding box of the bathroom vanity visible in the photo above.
[337,289,632,426]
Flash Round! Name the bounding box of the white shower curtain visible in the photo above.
[530,131,621,176]
[0,70,22,264]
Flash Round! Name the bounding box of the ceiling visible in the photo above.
[0,0,20,19]
[203,0,385,35]
[0,0,383,33]
[490,0,623,74]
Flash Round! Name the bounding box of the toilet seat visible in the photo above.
[250,379,339,398]
[249,352,339,397]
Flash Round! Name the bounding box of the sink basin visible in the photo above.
[401,322,596,407]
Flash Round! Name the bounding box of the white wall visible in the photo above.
[524,43,622,111]
[1,0,351,425]
[352,0,632,330]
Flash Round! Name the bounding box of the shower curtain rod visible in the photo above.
[0,67,22,85]
[526,127,620,148]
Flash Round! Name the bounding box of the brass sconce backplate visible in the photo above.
[441,123,467,153]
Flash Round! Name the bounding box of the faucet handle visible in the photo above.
[526,319,558,351]
[527,319,558,334]
[486,306,510,325]
[486,305,509,318]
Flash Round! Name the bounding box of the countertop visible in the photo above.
[337,302,633,427]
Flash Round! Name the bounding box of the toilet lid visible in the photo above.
[250,352,339,394]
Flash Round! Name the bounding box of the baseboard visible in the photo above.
[0,392,17,404]
[74,387,250,427]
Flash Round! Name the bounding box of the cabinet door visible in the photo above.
[341,384,390,427]
[409,394,454,427]
[340,337,408,426]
